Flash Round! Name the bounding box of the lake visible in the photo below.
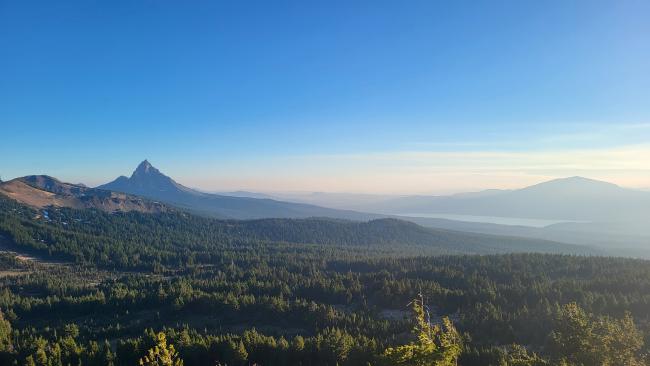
[396,213,582,228]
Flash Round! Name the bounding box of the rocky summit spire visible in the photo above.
[132,159,159,178]
[98,159,184,196]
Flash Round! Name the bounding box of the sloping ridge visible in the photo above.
[0,193,598,257]
[0,175,167,213]
[230,217,596,255]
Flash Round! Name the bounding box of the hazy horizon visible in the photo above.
[2,159,649,196]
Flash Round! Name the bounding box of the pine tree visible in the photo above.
[24,355,36,366]
[139,332,184,366]
[382,294,463,366]
[234,340,248,365]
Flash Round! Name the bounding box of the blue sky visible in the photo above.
[1,1,649,193]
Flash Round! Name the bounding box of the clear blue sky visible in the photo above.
[1,1,649,193]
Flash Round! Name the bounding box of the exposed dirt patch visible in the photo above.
[0,177,168,213]
[0,180,61,208]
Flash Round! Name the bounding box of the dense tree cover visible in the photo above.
[0,196,589,272]
[0,196,648,364]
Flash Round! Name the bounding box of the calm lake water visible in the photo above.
[396,213,580,228]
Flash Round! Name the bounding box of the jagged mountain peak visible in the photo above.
[132,159,162,178]
[98,160,193,198]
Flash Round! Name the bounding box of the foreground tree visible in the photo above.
[139,332,184,366]
[382,294,463,366]
[550,302,644,366]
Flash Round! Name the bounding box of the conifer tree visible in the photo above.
[382,294,463,366]
[139,332,183,366]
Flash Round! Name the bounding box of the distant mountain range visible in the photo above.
[97,160,376,220]
[349,178,650,253]
[2,160,648,256]
[284,176,650,223]
[166,174,650,254]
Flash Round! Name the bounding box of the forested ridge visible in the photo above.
[0,195,647,365]
[0,195,592,270]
